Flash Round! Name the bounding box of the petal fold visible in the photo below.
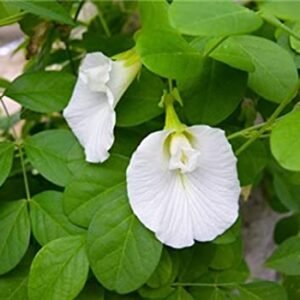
[63,79,115,163]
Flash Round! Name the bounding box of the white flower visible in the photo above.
[63,51,141,163]
[126,125,240,249]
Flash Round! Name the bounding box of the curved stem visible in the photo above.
[0,96,31,200]
[235,84,299,156]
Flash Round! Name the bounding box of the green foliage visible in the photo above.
[267,236,300,275]
[0,0,300,298]
[271,108,300,171]
[63,155,128,227]
[210,35,298,103]
[87,183,162,293]
[24,129,80,186]
[0,142,14,186]
[169,0,262,37]
[28,236,89,300]
[5,72,75,113]
[0,200,30,275]
[29,191,85,246]
[179,59,247,125]
[116,69,163,126]
[10,1,74,25]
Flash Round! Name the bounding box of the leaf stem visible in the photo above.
[172,282,237,287]
[98,9,111,37]
[260,12,300,42]
[235,84,299,156]
[227,122,267,140]
[0,96,31,200]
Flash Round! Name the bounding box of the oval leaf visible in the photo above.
[5,71,75,113]
[179,59,247,125]
[271,109,300,171]
[169,0,262,36]
[29,191,85,246]
[24,129,80,186]
[0,141,14,186]
[136,29,203,80]
[266,236,300,275]
[28,235,89,300]
[87,183,162,293]
[10,1,74,25]
[63,154,128,228]
[0,200,30,275]
[210,35,298,103]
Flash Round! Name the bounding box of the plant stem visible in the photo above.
[74,0,85,22]
[227,122,267,140]
[235,84,299,156]
[260,12,300,42]
[0,96,31,200]
[172,282,236,288]
[98,9,111,37]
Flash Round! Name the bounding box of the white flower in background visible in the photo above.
[126,94,240,249]
[63,50,141,163]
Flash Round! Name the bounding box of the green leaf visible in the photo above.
[210,239,243,271]
[169,0,262,37]
[139,285,175,299]
[177,243,216,282]
[147,249,173,288]
[116,69,163,127]
[29,191,85,246]
[179,59,247,125]
[271,109,300,171]
[190,287,227,300]
[28,235,89,300]
[274,214,300,244]
[0,200,30,275]
[136,29,203,80]
[0,2,24,26]
[87,183,162,294]
[24,129,80,186]
[211,35,299,103]
[235,140,268,186]
[266,236,300,275]
[259,1,300,22]
[10,1,74,25]
[273,173,300,212]
[0,142,14,186]
[283,275,300,300]
[290,22,300,54]
[63,154,128,227]
[0,248,34,300]
[5,71,75,113]
[232,281,287,300]
[139,0,171,31]
[166,287,193,300]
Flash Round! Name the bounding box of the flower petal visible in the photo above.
[108,59,141,107]
[63,79,115,163]
[126,125,240,248]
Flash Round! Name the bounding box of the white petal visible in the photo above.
[79,52,112,95]
[63,79,115,163]
[108,59,141,107]
[126,125,240,249]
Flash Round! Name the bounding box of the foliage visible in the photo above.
[0,0,300,299]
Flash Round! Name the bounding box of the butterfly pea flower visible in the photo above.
[63,50,141,163]
[126,92,241,249]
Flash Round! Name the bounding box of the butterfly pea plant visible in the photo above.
[1,0,300,299]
